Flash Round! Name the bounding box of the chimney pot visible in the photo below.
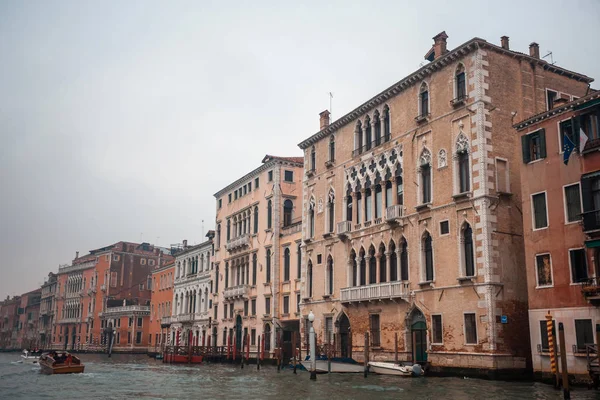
[501,36,509,50]
[425,31,449,61]
[319,110,330,130]
[75,251,79,259]
[529,42,540,59]
[183,239,188,249]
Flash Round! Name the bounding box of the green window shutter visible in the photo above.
[573,116,581,150]
[521,135,531,163]
[581,175,593,213]
[539,128,547,158]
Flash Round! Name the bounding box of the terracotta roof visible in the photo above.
[514,90,600,130]
[262,155,304,164]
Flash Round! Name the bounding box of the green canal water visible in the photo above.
[1,353,599,399]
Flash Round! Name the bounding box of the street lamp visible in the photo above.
[308,310,316,381]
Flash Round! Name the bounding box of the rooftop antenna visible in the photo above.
[202,219,205,238]
[329,92,334,120]
[542,51,555,65]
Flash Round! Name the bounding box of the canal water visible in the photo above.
[1,353,599,400]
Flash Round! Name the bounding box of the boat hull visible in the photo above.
[301,359,364,373]
[368,362,413,376]
[39,360,85,375]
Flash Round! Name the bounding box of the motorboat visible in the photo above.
[368,361,424,377]
[21,350,42,362]
[301,356,364,373]
[38,352,85,375]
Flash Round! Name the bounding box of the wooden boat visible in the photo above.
[38,352,85,375]
[21,350,42,362]
[301,357,364,373]
[368,361,424,377]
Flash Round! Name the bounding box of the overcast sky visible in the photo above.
[1,0,599,298]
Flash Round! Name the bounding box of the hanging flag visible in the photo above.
[563,133,576,165]
[580,128,589,153]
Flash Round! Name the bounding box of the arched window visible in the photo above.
[251,253,257,286]
[374,110,381,146]
[359,248,366,286]
[375,184,382,219]
[326,255,334,295]
[266,249,271,283]
[267,200,272,229]
[420,149,432,204]
[356,121,363,153]
[283,248,290,282]
[423,232,434,281]
[217,224,221,247]
[455,64,466,100]
[283,199,293,227]
[368,246,376,284]
[356,192,362,223]
[308,198,315,238]
[379,243,387,283]
[456,134,470,193]
[329,135,335,162]
[307,260,313,297]
[351,249,358,287]
[389,241,398,281]
[385,181,393,209]
[227,219,231,241]
[400,238,409,281]
[253,206,259,234]
[327,190,335,234]
[310,146,316,172]
[365,188,372,221]
[463,223,475,277]
[297,243,301,279]
[345,186,353,222]
[225,262,229,289]
[383,105,390,141]
[419,82,429,117]
[365,116,372,150]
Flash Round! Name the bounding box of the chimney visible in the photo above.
[319,110,330,130]
[425,31,449,62]
[529,42,540,59]
[501,36,509,50]
[75,251,79,259]
[183,239,188,249]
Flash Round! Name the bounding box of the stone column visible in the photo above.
[375,254,381,283]
[365,256,371,284]
[371,191,377,221]
[352,192,358,224]
[396,249,402,281]
[385,252,391,283]
[382,182,388,215]
[391,178,398,205]
[355,256,361,286]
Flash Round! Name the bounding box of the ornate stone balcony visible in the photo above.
[58,317,80,324]
[100,284,107,292]
[337,221,351,238]
[99,305,150,318]
[176,311,209,323]
[225,234,250,252]
[224,284,250,300]
[161,316,175,326]
[340,281,410,304]
[385,205,404,223]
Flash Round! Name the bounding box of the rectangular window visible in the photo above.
[570,248,588,283]
[110,271,118,288]
[325,317,333,344]
[283,296,289,314]
[532,192,548,229]
[456,72,466,99]
[432,315,443,344]
[464,313,477,344]
[296,293,300,313]
[546,89,557,111]
[251,329,256,346]
[136,331,142,344]
[564,183,582,223]
[575,319,594,352]
[251,299,256,316]
[540,320,550,352]
[265,297,271,315]
[229,304,234,319]
[496,159,509,193]
[521,129,547,163]
[243,185,247,195]
[559,119,577,151]
[214,305,218,320]
[581,110,600,143]
[218,199,222,209]
[234,191,238,200]
[255,177,259,189]
[284,170,294,182]
[268,171,273,182]
[369,314,380,347]
[129,317,133,327]
[421,165,431,203]
[223,304,227,319]
[535,254,553,287]
[128,332,132,344]
[137,317,143,327]
[244,300,249,317]
[440,220,449,235]
[228,194,232,203]
[248,182,252,191]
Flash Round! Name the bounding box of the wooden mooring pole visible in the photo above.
[395,332,398,364]
[241,333,245,369]
[292,331,297,374]
[257,335,261,371]
[558,323,570,399]
[246,333,250,365]
[364,331,369,378]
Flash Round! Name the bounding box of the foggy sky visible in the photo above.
[1,0,599,298]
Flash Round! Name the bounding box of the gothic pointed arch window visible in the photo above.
[378,243,387,283]
[327,190,335,234]
[383,105,391,141]
[307,259,313,297]
[308,197,316,238]
[226,219,231,241]
[420,148,432,204]
[400,237,409,281]
[455,63,466,101]
[329,135,335,163]
[456,133,471,194]
[355,121,363,153]
[365,116,372,150]
[297,242,301,279]
[365,187,372,221]
[253,206,259,234]
[422,232,434,281]
[326,255,334,295]
[283,199,293,227]
[462,222,475,277]
[225,262,229,288]
[310,146,316,172]
[359,248,366,286]
[266,248,271,283]
[419,82,429,117]
[345,186,353,223]
[389,241,398,281]
[375,184,383,219]
[267,200,272,229]
[350,248,358,287]
[368,245,377,284]
[374,110,381,146]
[252,253,257,286]
[283,247,290,282]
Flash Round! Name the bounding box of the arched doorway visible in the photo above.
[338,313,351,358]
[235,315,243,351]
[264,324,272,352]
[409,308,427,363]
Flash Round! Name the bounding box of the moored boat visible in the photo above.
[301,356,364,373]
[368,361,424,377]
[38,352,85,375]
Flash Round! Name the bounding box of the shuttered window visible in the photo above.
[521,129,546,163]
[564,184,582,222]
[575,319,594,352]
[570,249,588,283]
[496,159,509,193]
[432,315,443,344]
[464,313,477,344]
[540,320,550,352]
[532,192,548,229]
[370,314,380,347]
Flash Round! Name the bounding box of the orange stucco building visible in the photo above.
[149,261,174,354]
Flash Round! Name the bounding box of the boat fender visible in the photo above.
[412,364,423,376]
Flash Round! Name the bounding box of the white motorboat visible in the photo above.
[21,350,42,363]
[301,357,364,373]
[368,361,424,377]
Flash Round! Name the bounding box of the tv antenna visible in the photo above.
[542,51,556,65]
[329,92,333,120]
